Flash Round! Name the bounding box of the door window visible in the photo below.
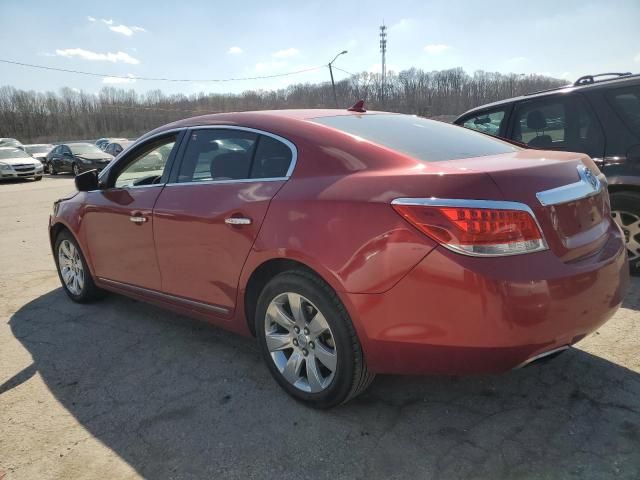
[113,136,177,188]
[607,86,640,136]
[511,96,604,157]
[176,129,294,183]
[462,109,506,137]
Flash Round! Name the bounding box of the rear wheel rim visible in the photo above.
[612,210,640,262]
[58,240,84,295]
[264,292,337,393]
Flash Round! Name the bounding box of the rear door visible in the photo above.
[153,127,295,314]
[457,106,511,138]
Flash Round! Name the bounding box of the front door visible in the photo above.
[80,132,181,290]
[153,127,295,313]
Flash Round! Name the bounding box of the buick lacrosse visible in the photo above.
[49,107,629,407]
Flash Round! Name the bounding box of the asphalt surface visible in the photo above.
[1,176,639,480]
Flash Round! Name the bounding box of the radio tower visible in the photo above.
[379,23,387,102]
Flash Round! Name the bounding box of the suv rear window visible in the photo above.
[608,86,640,136]
[311,114,517,162]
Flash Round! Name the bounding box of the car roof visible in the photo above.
[458,73,640,118]
[24,143,52,147]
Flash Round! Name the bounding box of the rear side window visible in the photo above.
[311,114,516,162]
[177,129,293,183]
[250,135,293,178]
[608,86,640,136]
[462,109,506,137]
[514,101,566,147]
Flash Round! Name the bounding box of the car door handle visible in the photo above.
[225,217,252,225]
[130,216,148,224]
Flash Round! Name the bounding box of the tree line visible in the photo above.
[0,68,566,143]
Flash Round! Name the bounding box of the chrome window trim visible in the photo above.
[165,177,288,187]
[536,164,605,206]
[98,277,230,315]
[168,125,298,184]
[390,197,548,257]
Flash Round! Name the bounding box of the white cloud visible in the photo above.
[101,18,114,25]
[102,74,136,84]
[272,48,299,58]
[55,48,140,65]
[635,52,640,63]
[87,16,96,22]
[228,46,243,54]
[423,44,451,54]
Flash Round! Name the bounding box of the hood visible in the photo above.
[0,157,41,166]
[75,152,113,161]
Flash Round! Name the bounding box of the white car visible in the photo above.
[0,146,44,181]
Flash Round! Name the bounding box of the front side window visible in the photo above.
[114,136,177,188]
[608,85,640,136]
[462,109,506,137]
[512,95,604,157]
[513,100,566,148]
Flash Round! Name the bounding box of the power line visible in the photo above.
[332,66,356,77]
[0,58,326,83]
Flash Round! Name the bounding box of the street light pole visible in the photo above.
[328,50,348,108]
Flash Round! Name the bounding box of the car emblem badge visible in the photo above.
[578,165,600,191]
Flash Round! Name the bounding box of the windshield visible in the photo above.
[311,114,517,162]
[69,143,104,155]
[0,148,30,159]
[25,145,51,154]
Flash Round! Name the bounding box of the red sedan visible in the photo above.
[49,108,629,408]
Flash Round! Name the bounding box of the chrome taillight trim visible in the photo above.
[536,164,605,206]
[390,197,548,257]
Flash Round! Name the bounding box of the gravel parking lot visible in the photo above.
[1,176,639,480]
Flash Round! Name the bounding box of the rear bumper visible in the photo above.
[346,225,629,375]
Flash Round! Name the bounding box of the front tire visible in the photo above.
[611,191,640,274]
[72,163,80,176]
[255,270,374,408]
[54,230,105,302]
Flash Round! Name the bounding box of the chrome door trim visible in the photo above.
[98,277,230,315]
[536,164,605,206]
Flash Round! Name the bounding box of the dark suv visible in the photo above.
[455,72,640,272]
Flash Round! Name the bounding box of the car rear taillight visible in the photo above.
[391,198,547,256]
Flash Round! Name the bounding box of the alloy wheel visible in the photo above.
[264,292,337,393]
[612,210,640,263]
[58,239,85,295]
[72,164,79,176]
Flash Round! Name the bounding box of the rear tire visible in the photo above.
[611,191,640,275]
[54,230,106,303]
[255,270,374,408]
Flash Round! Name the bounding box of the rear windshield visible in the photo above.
[311,114,517,162]
[608,85,640,136]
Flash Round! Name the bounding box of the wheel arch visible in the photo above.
[242,257,347,337]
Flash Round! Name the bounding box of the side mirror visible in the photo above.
[75,170,99,191]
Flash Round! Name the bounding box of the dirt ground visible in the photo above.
[1,176,639,480]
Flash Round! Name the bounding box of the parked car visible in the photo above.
[46,143,114,176]
[103,140,133,157]
[0,146,44,181]
[0,138,24,149]
[455,72,640,272]
[49,109,629,407]
[96,137,129,151]
[23,144,54,163]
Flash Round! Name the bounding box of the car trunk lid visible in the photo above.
[444,150,610,262]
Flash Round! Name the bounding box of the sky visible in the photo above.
[0,0,639,96]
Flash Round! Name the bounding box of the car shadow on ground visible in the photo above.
[7,288,640,480]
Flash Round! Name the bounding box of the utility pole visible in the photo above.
[328,50,348,108]
[379,23,387,103]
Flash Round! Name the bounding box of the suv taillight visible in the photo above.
[392,198,547,256]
